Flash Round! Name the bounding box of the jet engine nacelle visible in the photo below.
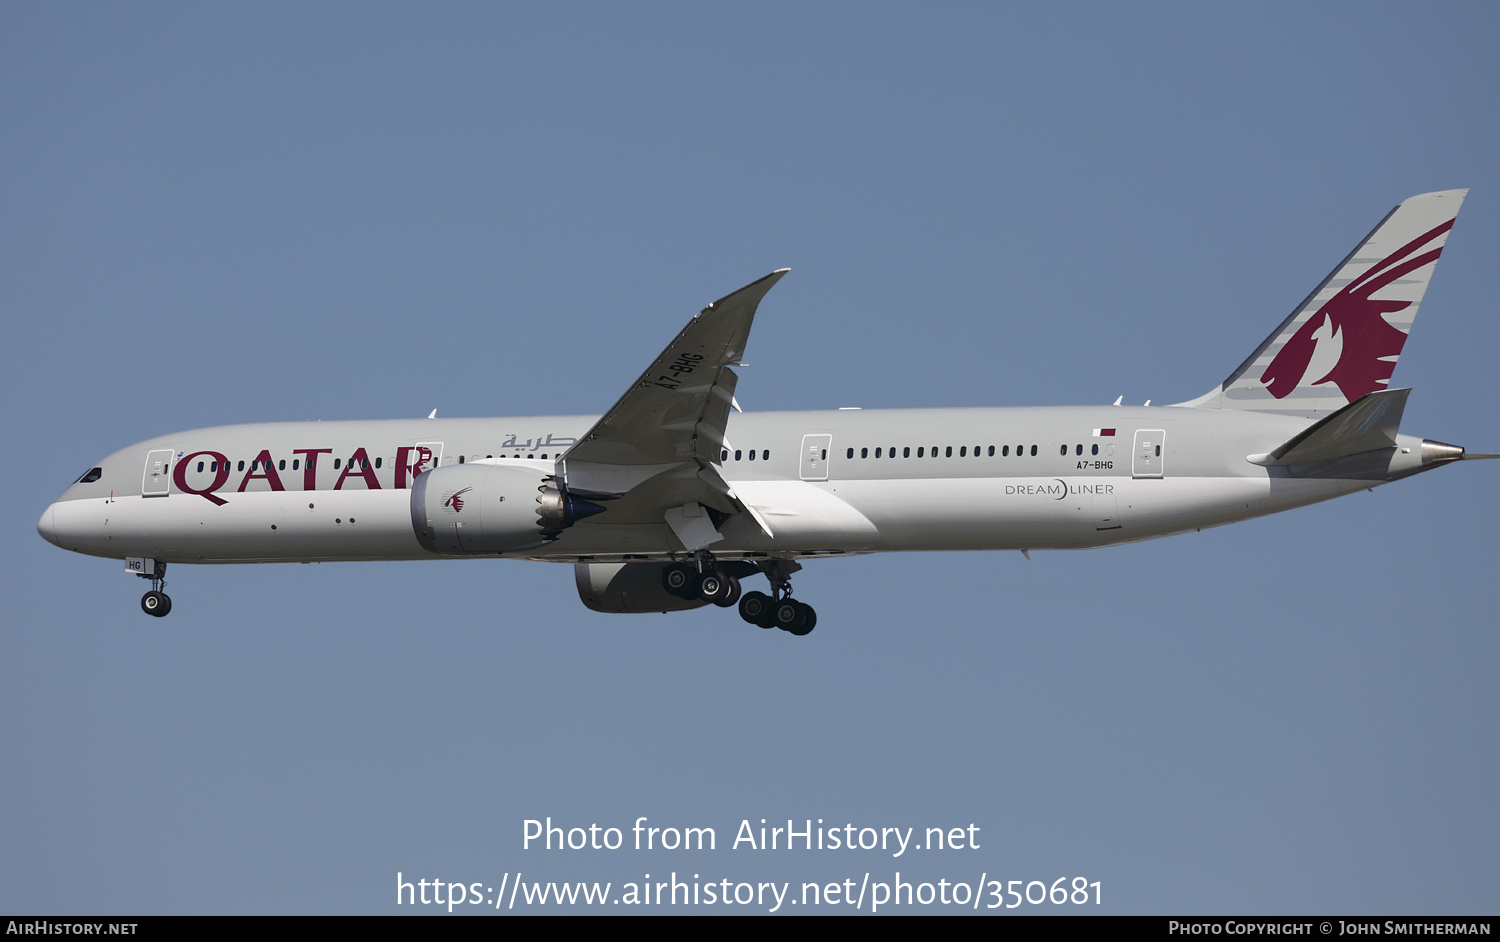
[411,463,603,555]
[574,562,712,613]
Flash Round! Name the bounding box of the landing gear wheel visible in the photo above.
[662,563,695,599]
[696,570,731,604]
[739,591,774,628]
[773,600,807,633]
[141,591,172,617]
[714,575,742,608]
[788,602,816,636]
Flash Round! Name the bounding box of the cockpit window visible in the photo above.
[77,467,103,484]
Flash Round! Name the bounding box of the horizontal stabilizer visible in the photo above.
[1248,388,1409,467]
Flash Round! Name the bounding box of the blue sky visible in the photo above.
[4,2,1497,914]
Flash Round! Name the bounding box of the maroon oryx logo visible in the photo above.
[442,487,474,513]
[1261,219,1452,402]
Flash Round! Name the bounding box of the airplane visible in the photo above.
[37,189,1493,635]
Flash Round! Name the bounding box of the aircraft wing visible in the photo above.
[558,270,788,548]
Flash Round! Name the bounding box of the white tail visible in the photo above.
[1186,189,1467,417]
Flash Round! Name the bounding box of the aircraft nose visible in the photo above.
[38,504,60,547]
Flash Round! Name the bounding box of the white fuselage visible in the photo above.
[37,405,1430,566]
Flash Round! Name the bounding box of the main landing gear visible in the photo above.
[138,561,172,618]
[664,557,816,636]
[661,560,743,609]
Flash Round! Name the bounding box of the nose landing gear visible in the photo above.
[137,561,172,617]
[141,590,171,617]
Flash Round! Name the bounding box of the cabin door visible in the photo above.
[1132,429,1165,479]
[799,434,833,481]
[142,449,174,496]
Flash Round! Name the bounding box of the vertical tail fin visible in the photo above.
[1187,189,1467,416]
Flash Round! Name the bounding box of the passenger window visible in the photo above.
[334,459,341,469]
[749,450,756,461]
[1059,445,1067,456]
[846,448,854,459]
[292,459,299,470]
[722,450,729,461]
[376,457,383,469]
[1092,444,1099,456]
[903,446,910,458]
[945,446,952,457]
[762,451,768,460]
[77,468,103,483]
[960,446,967,457]
[875,447,882,458]
[458,456,465,464]
[861,447,868,459]
[279,459,287,470]
[735,450,743,461]
[988,446,994,456]
[1030,445,1037,456]
[1002,445,1010,456]
[1076,444,1083,456]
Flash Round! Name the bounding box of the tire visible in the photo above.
[696,571,728,603]
[714,575,742,608]
[661,563,695,599]
[738,590,773,627]
[789,602,816,636]
[774,600,806,632]
[141,591,171,618]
